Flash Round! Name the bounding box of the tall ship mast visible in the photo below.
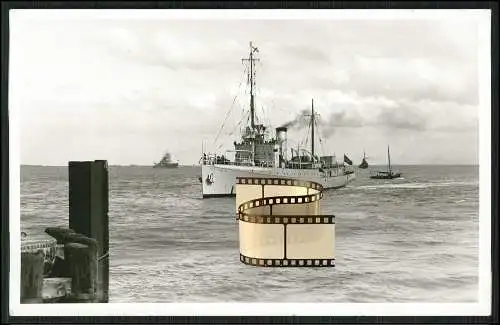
[200,42,356,198]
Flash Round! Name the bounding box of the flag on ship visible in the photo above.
[344,154,353,165]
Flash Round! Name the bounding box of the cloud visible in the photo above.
[374,102,428,130]
[82,22,246,73]
[349,56,478,105]
[11,15,482,165]
[279,44,332,64]
[253,19,479,106]
[259,90,478,141]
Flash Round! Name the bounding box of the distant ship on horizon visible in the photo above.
[153,152,179,168]
[359,150,369,169]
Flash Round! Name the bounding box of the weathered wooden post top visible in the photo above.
[68,160,109,303]
[21,160,110,303]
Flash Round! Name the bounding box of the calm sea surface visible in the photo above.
[20,165,479,303]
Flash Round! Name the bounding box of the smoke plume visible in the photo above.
[278,109,311,129]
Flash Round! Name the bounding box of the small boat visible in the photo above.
[359,150,368,169]
[153,152,179,168]
[370,145,401,179]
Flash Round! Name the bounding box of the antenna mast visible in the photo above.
[305,98,320,161]
[242,41,260,129]
[387,145,391,173]
[311,99,315,158]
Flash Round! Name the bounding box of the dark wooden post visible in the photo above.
[21,251,44,303]
[68,160,109,303]
[45,227,76,244]
[64,243,97,302]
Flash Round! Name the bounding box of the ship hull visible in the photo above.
[153,163,179,168]
[201,164,356,198]
[370,173,401,180]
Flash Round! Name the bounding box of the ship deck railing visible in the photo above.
[201,158,269,167]
[201,156,250,166]
[201,156,354,175]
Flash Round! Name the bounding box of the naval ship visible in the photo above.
[200,42,356,198]
[153,152,179,168]
[359,150,369,169]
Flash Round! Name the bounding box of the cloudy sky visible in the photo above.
[10,10,486,166]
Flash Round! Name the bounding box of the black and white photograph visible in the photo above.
[6,6,493,318]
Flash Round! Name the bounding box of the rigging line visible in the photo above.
[303,117,311,148]
[239,104,248,131]
[231,116,244,132]
[266,101,275,130]
[315,118,327,156]
[213,90,240,145]
[228,119,243,138]
[253,82,262,126]
[213,65,247,145]
[228,112,241,135]
[297,111,309,148]
[260,103,270,129]
[237,106,251,136]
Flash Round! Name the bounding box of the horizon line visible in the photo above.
[19,163,480,167]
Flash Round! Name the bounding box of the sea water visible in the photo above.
[20,165,479,303]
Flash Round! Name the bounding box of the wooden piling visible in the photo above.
[68,160,109,303]
[45,227,75,244]
[21,251,44,303]
[43,229,99,302]
[20,159,111,304]
[42,277,72,302]
[63,242,97,303]
[65,233,98,250]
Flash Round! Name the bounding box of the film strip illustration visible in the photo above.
[236,177,335,267]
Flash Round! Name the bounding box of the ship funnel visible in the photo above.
[276,127,288,167]
[276,126,287,144]
[276,126,287,138]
